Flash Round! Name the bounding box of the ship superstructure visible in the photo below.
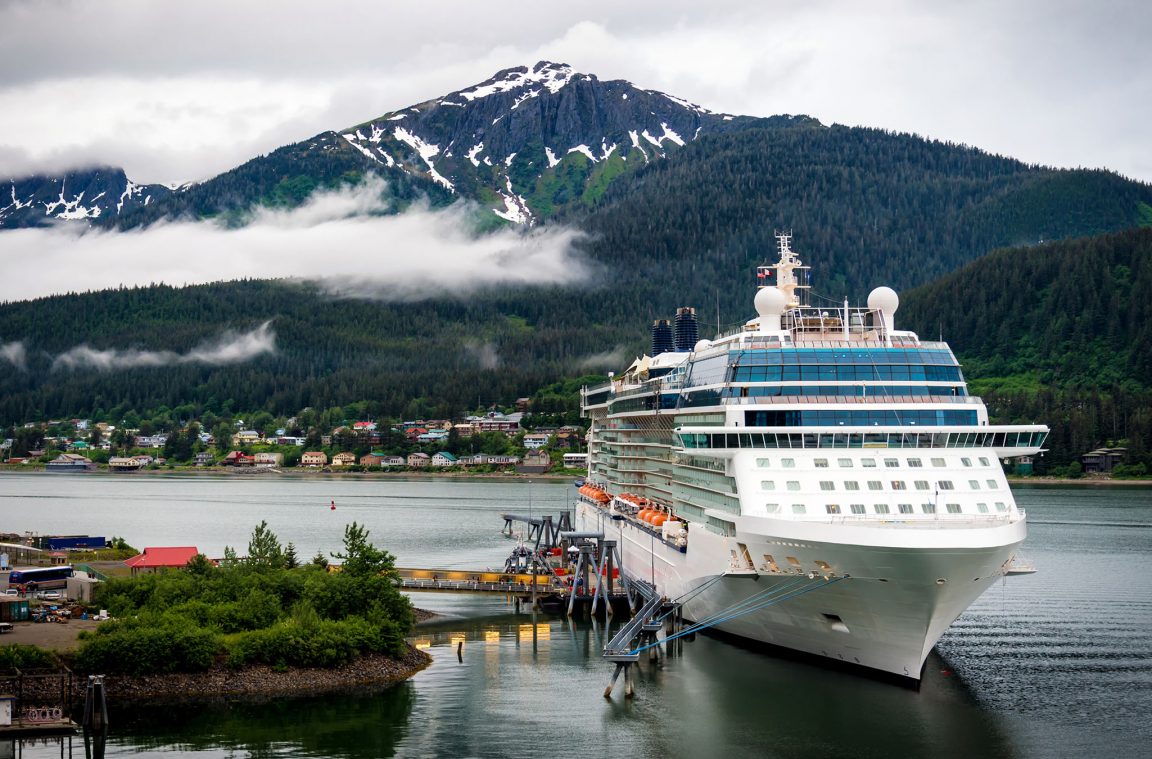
[577,233,1047,679]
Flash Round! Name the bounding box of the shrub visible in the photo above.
[74,622,219,674]
[0,644,56,669]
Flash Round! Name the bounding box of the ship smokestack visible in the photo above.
[674,307,698,352]
[650,319,674,355]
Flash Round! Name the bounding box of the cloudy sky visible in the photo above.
[0,0,1148,305]
[1,0,1148,185]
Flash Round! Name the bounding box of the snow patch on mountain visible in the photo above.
[393,127,454,191]
[568,145,596,162]
[456,62,575,103]
[545,147,561,168]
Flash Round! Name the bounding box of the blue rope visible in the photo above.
[627,576,846,655]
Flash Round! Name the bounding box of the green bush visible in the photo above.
[74,621,219,674]
[0,644,56,669]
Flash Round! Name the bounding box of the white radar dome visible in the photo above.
[754,286,788,318]
[694,339,712,352]
[867,286,900,314]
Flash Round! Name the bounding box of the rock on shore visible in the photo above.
[49,645,432,703]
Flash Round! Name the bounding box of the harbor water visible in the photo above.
[1,474,1150,757]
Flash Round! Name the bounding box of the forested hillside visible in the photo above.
[566,121,1152,316]
[901,228,1152,470]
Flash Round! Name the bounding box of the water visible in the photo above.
[2,474,1150,758]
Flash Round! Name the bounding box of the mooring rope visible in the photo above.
[627,575,847,655]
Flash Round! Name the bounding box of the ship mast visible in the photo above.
[757,231,811,309]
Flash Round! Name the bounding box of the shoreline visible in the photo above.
[20,646,434,705]
[0,465,579,483]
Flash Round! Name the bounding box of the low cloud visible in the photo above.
[52,321,275,372]
[578,345,629,370]
[0,178,591,304]
[463,341,501,370]
[0,340,26,370]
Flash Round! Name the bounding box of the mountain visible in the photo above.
[900,227,1152,469]
[335,61,759,222]
[1,167,179,228]
[2,63,1152,468]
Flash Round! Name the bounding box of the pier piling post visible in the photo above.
[81,675,107,730]
[624,663,634,699]
[604,663,624,698]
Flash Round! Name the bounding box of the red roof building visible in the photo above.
[124,546,201,574]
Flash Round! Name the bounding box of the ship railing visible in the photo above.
[816,513,1023,528]
[720,395,983,405]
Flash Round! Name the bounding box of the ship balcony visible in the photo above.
[719,394,984,406]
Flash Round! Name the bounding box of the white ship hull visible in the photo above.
[576,500,1025,679]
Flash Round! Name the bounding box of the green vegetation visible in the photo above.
[74,522,412,675]
[901,228,1152,471]
[0,644,58,670]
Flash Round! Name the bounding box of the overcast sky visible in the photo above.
[1,0,1148,185]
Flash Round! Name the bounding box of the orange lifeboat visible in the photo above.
[651,513,668,527]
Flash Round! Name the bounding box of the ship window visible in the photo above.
[765,503,780,513]
[977,502,989,513]
[922,503,936,514]
[987,479,999,489]
[946,503,962,514]
[838,458,853,467]
[979,457,990,466]
[787,481,801,491]
[786,556,802,566]
[914,480,930,490]
[961,457,973,467]
[969,480,980,489]
[884,458,899,468]
[781,458,796,468]
[791,504,807,514]
[761,480,776,491]
[861,458,877,468]
[907,457,923,467]
[762,554,779,571]
[815,458,829,468]
[757,458,772,468]
[868,480,883,490]
[844,481,860,491]
[891,481,907,490]
[898,503,913,514]
[819,481,835,491]
[938,480,955,490]
[850,503,866,515]
[995,502,1007,512]
[931,457,946,467]
[875,503,890,514]
[825,504,841,514]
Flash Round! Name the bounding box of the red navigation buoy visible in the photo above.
[330,500,336,510]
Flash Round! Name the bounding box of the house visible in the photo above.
[431,451,459,467]
[194,452,215,466]
[353,421,377,432]
[562,453,589,468]
[134,435,168,448]
[331,452,357,467]
[132,454,154,466]
[124,546,201,575]
[222,450,255,466]
[462,454,520,467]
[360,452,386,467]
[517,450,551,474]
[475,413,523,433]
[453,422,478,437]
[1081,447,1126,474]
[381,455,407,467]
[407,452,431,468]
[253,452,283,467]
[276,436,307,446]
[108,456,143,472]
[523,433,550,450]
[45,453,95,472]
[232,430,261,446]
[417,430,449,443]
[301,451,328,467]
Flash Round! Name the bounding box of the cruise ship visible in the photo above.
[576,233,1047,679]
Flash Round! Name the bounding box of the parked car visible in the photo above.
[1,588,19,596]
[34,590,62,601]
